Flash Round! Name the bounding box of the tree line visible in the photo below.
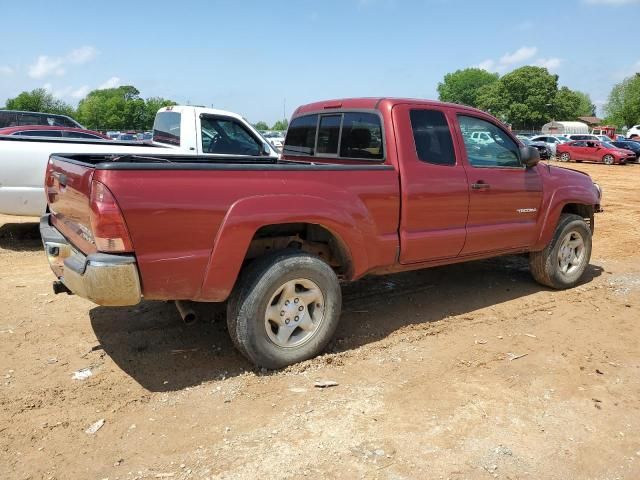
[438,65,640,131]
[253,120,288,131]
[437,66,595,130]
[3,86,177,131]
[5,68,638,132]
[2,86,291,132]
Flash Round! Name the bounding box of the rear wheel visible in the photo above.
[559,152,571,162]
[602,154,615,165]
[529,214,592,289]
[227,251,341,369]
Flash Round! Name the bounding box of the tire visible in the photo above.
[227,250,342,369]
[529,213,592,289]
[559,152,571,162]
[602,154,615,165]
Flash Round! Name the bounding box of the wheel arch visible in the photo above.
[533,186,598,250]
[196,194,369,301]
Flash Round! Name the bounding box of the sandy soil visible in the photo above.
[1,162,639,480]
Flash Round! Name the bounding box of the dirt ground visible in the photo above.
[1,162,639,480]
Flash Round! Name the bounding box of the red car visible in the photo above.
[0,125,110,140]
[41,98,602,368]
[556,140,635,165]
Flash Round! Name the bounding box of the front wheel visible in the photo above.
[227,251,342,369]
[529,213,592,289]
[602,154,615,165]
[559,152,571,162]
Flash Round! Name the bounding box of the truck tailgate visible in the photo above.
[45,157,97,255]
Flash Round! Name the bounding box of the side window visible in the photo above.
[64,131,100,139]
[284,114,318,156]
[340,112,383,159]
[201,116,261,156]
[458,115,520,168]
[573,141,586,147]
[409,109,455,165]
[16,130,62,137]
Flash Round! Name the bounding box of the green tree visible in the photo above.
[554,87,595,120]
[76,85,159,130]
[604,74,640,128]
[254,121,269,131]
[476,66,558,130]
[437,68,499,107]
[272,119,289,131]
[4,88,76,117]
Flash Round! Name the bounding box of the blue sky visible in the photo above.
[1,0,639,124]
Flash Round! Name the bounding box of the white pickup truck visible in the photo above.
[0,106,278,216]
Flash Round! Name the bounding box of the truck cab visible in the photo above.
[152,106,278,158]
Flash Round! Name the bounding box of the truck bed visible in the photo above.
[45,153,400,302]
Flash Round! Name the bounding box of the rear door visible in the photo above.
[393,104,469,263]
[570,140,587,159]
[455,114,543,255]
[585,141,601,161]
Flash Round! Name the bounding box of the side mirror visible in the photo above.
[520,146,540,168]
[261,141,272,156]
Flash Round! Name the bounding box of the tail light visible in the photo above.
[89,180,134,252]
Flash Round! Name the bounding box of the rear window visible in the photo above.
[285,111,384,160]
[340,112,383,159]
[285,114,318,155]
[153,111,181,146]
[316,115,341,155]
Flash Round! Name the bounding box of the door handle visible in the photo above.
[471,182,490,190]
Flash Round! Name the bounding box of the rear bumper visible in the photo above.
[40,214,142,306]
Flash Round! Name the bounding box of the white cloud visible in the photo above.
[98,76,121,89]
[42,77,122,102]
[67,46,98,64]
[500,46,538,66]
[0,65,14,75]
[535,57,562,70]
[28,56,65,78]
[584,0,640,4]
[476,59,496,71]
[71,85,90,99]
[27,45,98,79]
[476,47,563,74]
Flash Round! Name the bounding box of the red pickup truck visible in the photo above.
[41,98,602,368]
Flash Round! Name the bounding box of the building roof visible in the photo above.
[578,116,603,125]
[545,121,589,128]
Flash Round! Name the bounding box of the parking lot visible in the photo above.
[1,162,639,479]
